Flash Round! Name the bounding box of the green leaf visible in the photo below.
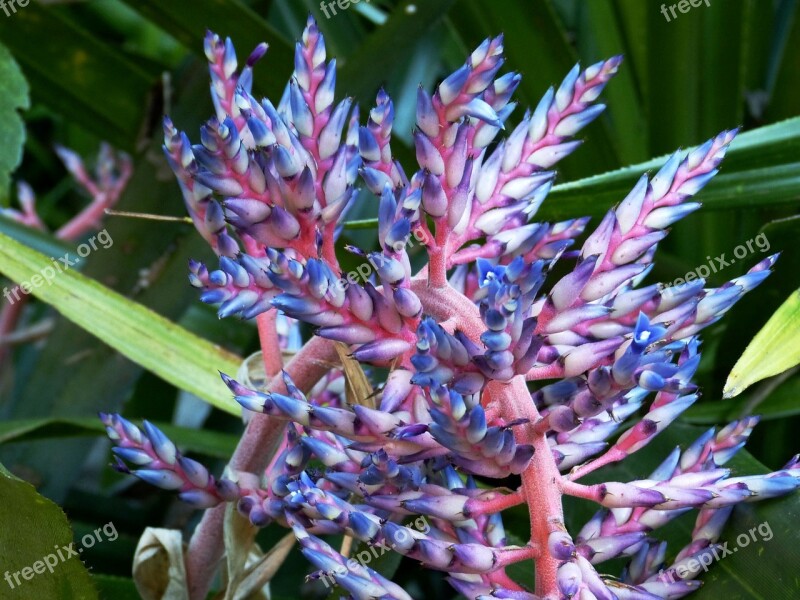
[0,461,97,599]
[118,0,294,93]
[581,0,648,164]
[763,1,800,121]
[723,288,800,398]
[0,214,71,260]
[543,116,800,220]
[338,0,457,106]
[0,5,154,151]
[707,214,800,403]
[685,373,800,424]
[0,231,242,415]
[92,574,140,600]
[0,417,239,459]
[0,41,29,204]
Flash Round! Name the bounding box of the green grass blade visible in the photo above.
[0,231,242,415]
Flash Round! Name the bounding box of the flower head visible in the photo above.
[107,16,796,600]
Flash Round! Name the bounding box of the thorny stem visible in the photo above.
[187,278,569,599]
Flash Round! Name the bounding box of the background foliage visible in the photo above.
[0,0,799,598]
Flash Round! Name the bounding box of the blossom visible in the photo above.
[106,16,797,600]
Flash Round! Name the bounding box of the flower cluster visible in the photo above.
[1,143,131,359]
[105,17,798,600]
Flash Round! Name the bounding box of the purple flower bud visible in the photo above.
[549,530,576,560]
[452,543,497,572]
[178,456,210,488]
[111,447,152,466]
[403,494,468,521]
[557,561,582,597]
[421,171,448,218]
[179,489,221,508]
[598,482,666,508]
[134,469,185,490]
[438,64,471,105]
[414,131,445,175]
[143,421,177,465]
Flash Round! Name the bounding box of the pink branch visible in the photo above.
[413,279,569,597]
[1,151,131,363]
[466,489,525,517]
[188,271,597,598]
[256,305,283,377]
[568,447,626,481]
[184,334,338,599]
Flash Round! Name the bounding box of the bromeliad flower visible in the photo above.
[106,16,798,600]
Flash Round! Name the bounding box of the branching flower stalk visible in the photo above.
[105,18,798,600]
[0,144,131,361]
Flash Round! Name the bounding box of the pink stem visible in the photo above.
[568,447,626,481]
[184,334,338,599]
[55,193,111,240]
[525,362,565,380]
[488,568,526,590]
[414,280,566,597]
[256,311,283,377]
[467,489,525,517]
[188,276,574,599]
[55,158,132,240]
[450,244,496,265]
[559,480,600,501]
[493,376,564,597]
[428,245,449,288]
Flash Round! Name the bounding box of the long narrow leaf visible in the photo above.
[0,5,154,151]
[0,231,242,415]
[344,117,800,228]
[0,417,239,459]
[724,288,800,398]
[118,0,294,93]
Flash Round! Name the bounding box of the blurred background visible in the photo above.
[0,0,799,598]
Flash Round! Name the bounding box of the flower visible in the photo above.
[106,16,797,600]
